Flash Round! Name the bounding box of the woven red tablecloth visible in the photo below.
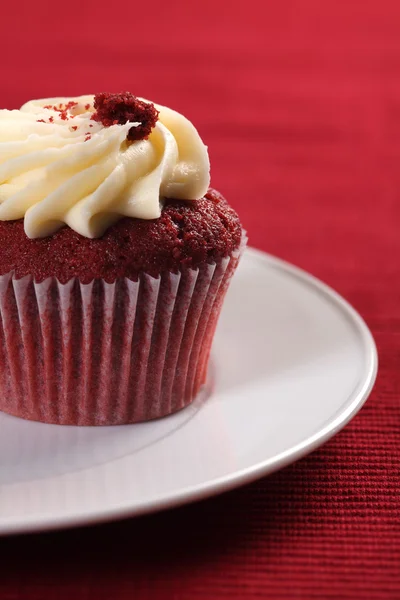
[0,1,399,598]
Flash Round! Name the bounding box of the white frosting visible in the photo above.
[0,95,210,238]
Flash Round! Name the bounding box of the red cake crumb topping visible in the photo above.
[44,101,78,121]
[91,92,159,141]
[0,189,243,283]
[38,101,79,124]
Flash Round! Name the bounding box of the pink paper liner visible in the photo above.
[0,236,246,425]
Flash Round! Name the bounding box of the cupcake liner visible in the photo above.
[0,236,246,425]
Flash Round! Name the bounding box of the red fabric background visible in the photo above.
[0,0,399,598]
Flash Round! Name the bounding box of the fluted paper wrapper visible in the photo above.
[0,239,245,425]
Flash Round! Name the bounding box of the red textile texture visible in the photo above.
[0,0,399,598]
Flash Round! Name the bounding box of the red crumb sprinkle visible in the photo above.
[85,103,90,110]
[91,92,159,141]
[36,119,46,123]
[42,101,78,122]
[84,135,91,142]
[89,124,93,127]
[49,116,54,123]
[71,126,78,131]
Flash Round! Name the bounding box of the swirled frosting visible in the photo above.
[0,95,210,238]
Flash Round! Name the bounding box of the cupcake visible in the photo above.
[0,92,246,425]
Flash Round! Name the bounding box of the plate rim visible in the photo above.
[0,246,378,535]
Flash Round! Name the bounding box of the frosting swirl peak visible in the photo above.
[0,94,210,238]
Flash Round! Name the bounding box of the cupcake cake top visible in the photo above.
[0,93,210,239]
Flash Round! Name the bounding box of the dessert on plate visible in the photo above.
[0,92,246,425]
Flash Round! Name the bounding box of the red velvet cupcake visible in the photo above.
[0,93,245,425]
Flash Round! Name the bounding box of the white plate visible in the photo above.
[0,247,377,535]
